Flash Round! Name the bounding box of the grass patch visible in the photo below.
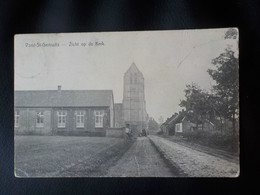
[181,131,239,153]
[14,135,127,177]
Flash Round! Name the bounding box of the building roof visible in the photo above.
[125,62,143,76]
[161,111,186,128]
[15,90,114,108]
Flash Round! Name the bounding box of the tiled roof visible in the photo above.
[161,111,186,127]
[15,90,113,107]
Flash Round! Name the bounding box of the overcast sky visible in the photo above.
[15,29,238,121]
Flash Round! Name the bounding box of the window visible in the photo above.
[58,111,67,128]
[15,111,19,127]
[95,110,104,128]
[76,111,85,128]
[175,123,182,133]
[36,112,44,127]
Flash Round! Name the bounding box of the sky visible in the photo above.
[15,28,238,122]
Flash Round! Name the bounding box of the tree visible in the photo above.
[158,116,164,125]
[148,117,159,131]
[207,49,239,135]
[224,28,238,39]
[179,83,214,130]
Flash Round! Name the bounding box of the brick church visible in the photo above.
[115,62,148,136]
[15,62,148,136]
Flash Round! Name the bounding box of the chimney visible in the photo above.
[58,85,61,92]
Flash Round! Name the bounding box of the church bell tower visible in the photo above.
[123,62,148,135]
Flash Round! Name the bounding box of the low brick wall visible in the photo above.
[15,129,53,136]
[106,128,125,138]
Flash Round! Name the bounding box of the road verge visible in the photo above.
[149,135,239,177]
[149,136,187,177]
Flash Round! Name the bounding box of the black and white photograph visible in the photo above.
[14,28,239,177]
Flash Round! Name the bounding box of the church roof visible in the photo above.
[15,89,113,108]
[125,62,143,76]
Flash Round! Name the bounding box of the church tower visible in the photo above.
[123,62,148,135]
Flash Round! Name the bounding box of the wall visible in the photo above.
[15,108,52,135]
[161,125,169,135]
[123,67,147,125]
[114,103,124,128]
[53,107,109,136]
[52,108,72,134]
[179,121,196,134]
[106,128,125,138]
[15,106,110,136]
[175,123,182,133]
[109,96,115,128]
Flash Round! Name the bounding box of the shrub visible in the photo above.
[157,130,163,135]
[182,130,238,153]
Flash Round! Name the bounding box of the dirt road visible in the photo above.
[103,137,176,177]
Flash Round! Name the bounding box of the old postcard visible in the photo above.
[14,29,239,177]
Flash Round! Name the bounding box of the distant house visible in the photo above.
[161,110,216,135]
[160,113,179,136]
[169,111,187,135]
[171,112,215,134]
[14,86,115,136]
[175,114,197,134]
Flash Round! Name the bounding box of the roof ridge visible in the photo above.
[15,89,113,92]
[15,90,114,107]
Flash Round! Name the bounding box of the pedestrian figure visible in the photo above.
[125,124,132,140]
[141,129,146,136]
